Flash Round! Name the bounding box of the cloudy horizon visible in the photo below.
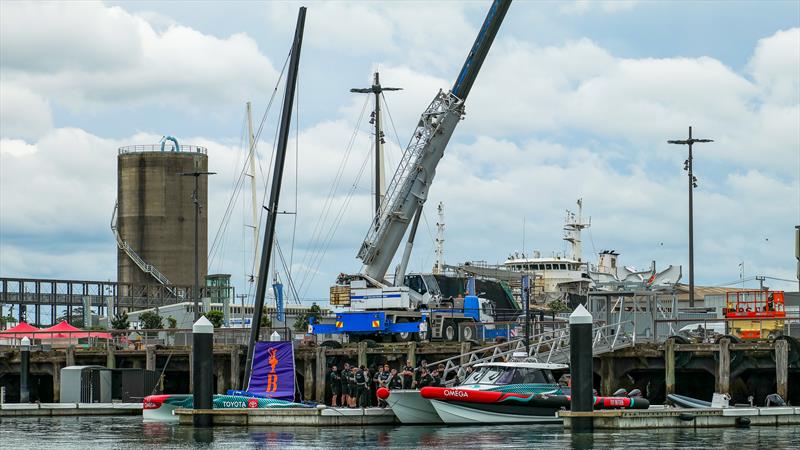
[1,0,798,308]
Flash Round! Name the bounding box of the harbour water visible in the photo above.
[1,416,799,449]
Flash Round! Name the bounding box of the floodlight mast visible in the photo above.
[668,126,713,307]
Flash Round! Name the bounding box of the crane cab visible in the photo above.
[723,290,786,340]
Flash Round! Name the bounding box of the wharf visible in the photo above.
[560,406,800,429]
[0,402,142,417]
[174,407,397,426]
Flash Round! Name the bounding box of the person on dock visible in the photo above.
[388,368,403,390]
[414,359,428,388]
[328,365,341,407]
[402,360,414,389]
[355,365,369,408]
[348,365,358,408]
[376,364,391,407]
[341,362,351,407]
[416,367,434,389]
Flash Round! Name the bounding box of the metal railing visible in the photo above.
[654,315,800,343]
[431,319,637,385]
[111,202,175,291]
[0,326,296,350]
[118,144,207,154]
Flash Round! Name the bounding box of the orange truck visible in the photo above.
[723,290,786,339]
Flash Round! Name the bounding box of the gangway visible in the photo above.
[432,319,639,385]
[111,202,175,295]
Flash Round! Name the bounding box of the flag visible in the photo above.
[247,341,295,401]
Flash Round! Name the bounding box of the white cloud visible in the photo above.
[559,0,639,15]
[749,28,800,106]
[0,83,53,141]
[0,1,278,109]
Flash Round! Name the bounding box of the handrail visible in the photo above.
[111,202,175,293]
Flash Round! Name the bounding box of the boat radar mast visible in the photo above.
[563,198,590,262]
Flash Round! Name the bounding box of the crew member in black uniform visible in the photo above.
[328,365,341,406]
[355,365,368,408]
[402,360,415,389]
[348,365,358,408]
[388,368,403,390]
[417,367,435,388]
[377,364,391,407]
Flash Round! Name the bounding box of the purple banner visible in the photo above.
[247,341,295,401]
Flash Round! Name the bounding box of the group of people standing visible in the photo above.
[326,359,447,407]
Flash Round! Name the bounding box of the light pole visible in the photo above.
[668,126,713,307]
[178,170,216,321]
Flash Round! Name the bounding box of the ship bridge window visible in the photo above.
[559,264,567,270]
[545,264,552,270]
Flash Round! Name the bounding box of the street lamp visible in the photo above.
[668,126,713,307]
[178,170,216,321]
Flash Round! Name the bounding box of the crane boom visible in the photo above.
[358,0,511,282]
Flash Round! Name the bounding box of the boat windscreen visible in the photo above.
[462,367,486,384]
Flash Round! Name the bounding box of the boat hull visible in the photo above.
[430,399,561,424]
[385,390,442,424]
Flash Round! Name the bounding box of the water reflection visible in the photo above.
[2,417,799,449]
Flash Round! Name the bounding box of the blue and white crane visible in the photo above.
[311,0,513,342]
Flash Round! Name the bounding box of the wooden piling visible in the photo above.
[406,341,417,367]
[315,347,326,403]
[303,356,314,402]
[600,356,616,396]
[52,361,61,402]
[65,345,75,367]
[717,338,730,395]
[357,341,368,368]
[229,347,240,391]
[775,339,788,400]
[665,338,675,396]
[459,341,471,367]
[106,344,116,369]
[145,345,155,371]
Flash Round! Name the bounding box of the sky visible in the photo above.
[1,0,799,308]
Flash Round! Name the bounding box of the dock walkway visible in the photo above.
[560,406,800,429]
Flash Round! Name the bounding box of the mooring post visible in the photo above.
[569,304,593,432]
[20,337,31,403]
[192,316,214,427]
[315,346,326,403]
[304,356,314,401]
[775,339,788,400]
[665,338,675,396]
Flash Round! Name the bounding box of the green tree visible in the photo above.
[166,316,177,329]
[204,310,224,328]
[111,311,130,330]
[260,314,272,328]
[546,299,570,314]
[293,303,321,332]
[139,310,163,329]
[57,307,85,328]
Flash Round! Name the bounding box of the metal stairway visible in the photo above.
[111,202,175,294]
[432,320,640,385]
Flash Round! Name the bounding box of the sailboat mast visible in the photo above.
[246,102,259,282]
[243,6,306,389]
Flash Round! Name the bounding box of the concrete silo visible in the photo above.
[115,138,209,289]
